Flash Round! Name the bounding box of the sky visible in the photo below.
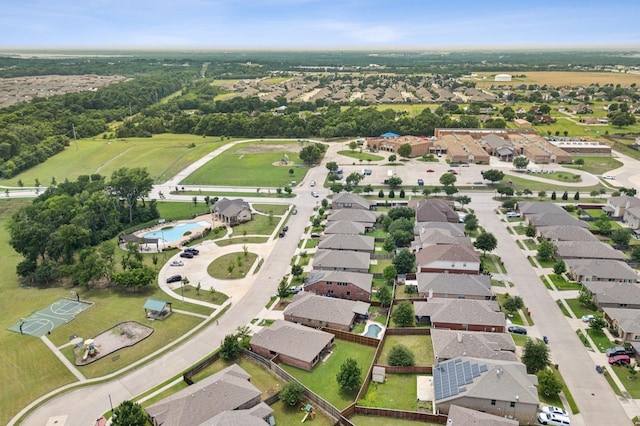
[2,0,640,50]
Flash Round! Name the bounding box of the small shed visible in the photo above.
[144,298,172,320]
[372,365,386,383]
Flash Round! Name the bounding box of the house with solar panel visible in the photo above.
[433,357,539,424]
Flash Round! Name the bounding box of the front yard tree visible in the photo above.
[279,381,305,406]
[513,156,530,170]
[348,141,358,151]
[277,278,290,298]
[392,301,416,327]
[111,400,147,426]
[388,344,415,366]
[291,264,303,277]
[525,224,537,238]
[538,240,555,262]
[538,190,547,199]
[376,284,392,307]
[398,143,412,158]
[473,232,498,255]
[611,228,632,246]
[553,260,566,276]
[522,339,550,373]
[464,213,479,232]
[392,248,415,274]
[503,294,524,313]
[220,334,241,361]
[590,316,607,332]
[481,169,504,184]
[537,369,562,397]
[336,358,363,393]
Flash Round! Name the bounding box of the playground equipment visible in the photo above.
[301,404,315,423]
[82,338,97,361]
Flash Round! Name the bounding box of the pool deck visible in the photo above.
[131,215,216,252]
[362,320,386,339]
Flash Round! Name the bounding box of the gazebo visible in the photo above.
[144,298,172,320]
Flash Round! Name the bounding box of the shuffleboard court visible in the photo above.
[8,298,92,337]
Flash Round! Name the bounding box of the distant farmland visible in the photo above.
[473,71,640,88]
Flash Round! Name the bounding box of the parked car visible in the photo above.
[311,191,319,198]
[473,181,484,185]
[608,354,631,365]
[179,252,194,258]
[426,169,435,173]
[506,211,520,218]
[310,233,321,238]
[538,412,571,425]
[508,325,527,335]
[362,169,372,175]
[605,346,634,357]
[289,285,303,294]
[543,336,549,344]
[602,175,615,180]
[166,274,182,283]
[283,225,289,232]
[310,180,316,187]
[170,260,184,267]
[292,209,297,215]
[596,365,603,374]
[417,179,424,186]
[184,247,199,255]
[541,405,569,417]
[461,163,470,167]
[279,231,286,238]
[581,314,595,323]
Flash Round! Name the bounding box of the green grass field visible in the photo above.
[281,340,376,410]
[337,150,385,162]
[378,335,434,366]
[207,252,258,279]
[358,373,419,411]
[0,134,234,186]
[182,140,311,187]
[564,156,624,175]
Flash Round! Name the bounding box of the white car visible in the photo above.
[541,405,569,417]
[310,180,316,187]
[170,260,184,267]
[311,191,319,198]
[602,175,615,180]
[581,314,595,323]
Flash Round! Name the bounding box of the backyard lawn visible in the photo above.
[358,373,419,411]
[378,335,434,366]
[281,340,376,410]
[349,415,441,426]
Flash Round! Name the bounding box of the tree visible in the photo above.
[325,161,338,173]
[455,195,471,209]
[388,344,415,366]
[279,381,305,406]
[595,216,613,235]
[574,191,580,200]
[473,232,497,254]
[336,358,362,393]
[392,248,415,274]
[376,285,392,307]
[383,264,397,284]
[574,158,585,166]
[553,260,566,275]
[538,240,555,262]
[299,144,322,165]
[503,294,524,313]
[220,333,241,361]
[537,369,562,396]
[111,400,147,426]
[481,169,504,184]
[291,264,303,277]
[610,111,636,127]
[346,172,363,187]
[590,316,607,332]
[439,173,457,187]
[392,301,416,327]
[611,228,632,246]
[387,175,402,189]
[522,338,550,373]
[513,156,530,170]
[464,213,478,232]
[383,237,396,253]
[108,167,154,224]
[561,191,568,200]
[550,191,556,200]
[277,278,290,298]
[398,143,412,158]
[538,190,547,199]
[388,154,397,162]
[525,223,537,238]
[348,141,358,151]
[632,246,640,263]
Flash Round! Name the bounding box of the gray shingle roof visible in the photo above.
[414,298,505,328]
[147,364,260,426]
[284,293,370,326]
[447,404,518,426]
[305,270,373,292]
[250,320,334,363]
[583,281,640,305]
[412,199,459,223]
[211,198,250,218]
[555,241,628,260]
[199,402,274,426]
[313,249,370,271]
[416,244,479,265]
[324,221,366,235]
[318,234,375,252]
[415,229,473,248]
[565,259,638,281]
[518,201,566,215]
[527,213,589,228]
[537,225,600,242]
[431,329,517,362]
[602,307,640,334]
[416,273,492,298]
[414,222,465,236]
[327,209,379,224]
[332,192,374,209]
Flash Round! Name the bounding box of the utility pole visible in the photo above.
[71,123,78,150]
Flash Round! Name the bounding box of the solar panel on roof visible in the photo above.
[472,364,480,377]
[480,364,488,372]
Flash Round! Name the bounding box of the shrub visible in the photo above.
[388,344,415,366]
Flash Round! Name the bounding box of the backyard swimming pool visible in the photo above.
[143,221,210,244]
[364,323,383,338]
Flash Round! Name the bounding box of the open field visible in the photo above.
[473,71,640,87]
[0,134,234,187]
[182,140,310,187]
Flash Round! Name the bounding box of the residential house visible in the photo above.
[431,329,517,362]
[603,308,640,344]
[283,292,370,331]
[414,221,465,237]
[555,241,628,261]
[537,225,600,242]
[411,199,459,223]
[147,364,273,426]
[604,195,640,218]
[433,357,539,424]
[565,259,638,283]
[200,408,276,426]
[526,213,589,228]
[414,298,505,332]
[415,244,480,274]
[412,228,474,251]
[249,320,334,370]
[332,192,375,210]
[582,281,640,309]
[317,234,375,253]
[304,270,373,301]
[210,198,252,225]
[518,201,566,216]
[324,220,366,235]
[413,273,493,300]
[326,209,379,230]
[446,405,518,426]
[312,249,370,273]
[624,206,640,230]
[513,118,532,128]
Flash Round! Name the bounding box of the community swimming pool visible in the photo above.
[364,323,383,338]
[143,221,210,244]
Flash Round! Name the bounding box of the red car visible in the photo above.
[448,170,458,175]
[426,169,435,173]
[609,354,630,365]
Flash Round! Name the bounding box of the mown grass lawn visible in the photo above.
[349,415,441,426]
[337,150,385,162]
[281,340,376,410]
[369,258,392,274]
[182,140,310,187]
[252,203,290,215]
[231,214,279,235]
[358,373,418,410]
[586,328,614,353]
[565,298,597,319]
[156,201,211,221]
[548,274,581,291]
[215,236,268,246]
[610,364,640,398]
[564,156,624,176]
[378,335,434,366]
[207,252,258,279]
